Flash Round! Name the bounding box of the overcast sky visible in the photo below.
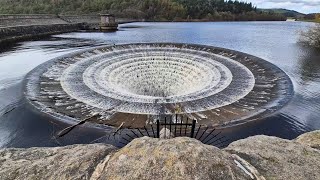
[248,0,320,14]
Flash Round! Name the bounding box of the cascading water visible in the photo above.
[24,43,293,128]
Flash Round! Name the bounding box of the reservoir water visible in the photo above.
[0,21,319,148]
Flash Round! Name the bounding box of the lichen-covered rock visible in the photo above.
[0,144,117,180]
[1,132,320,180]
[96,137,254,180]
[295,130,320,150]
[226,135,320,180]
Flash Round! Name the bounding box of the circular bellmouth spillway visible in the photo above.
[24,43,293,128]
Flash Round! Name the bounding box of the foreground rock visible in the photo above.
[226,135,320,180]
[97,137,255,180]
[0,131,320,180]
[0,144,117,180]
[295,130,320,150]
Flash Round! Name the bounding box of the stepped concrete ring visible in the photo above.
[24,43,294,128]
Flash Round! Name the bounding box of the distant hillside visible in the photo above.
[304,13,320,22]
[260,8,320,22]
[0,0,286,21]
[259,8,305,18]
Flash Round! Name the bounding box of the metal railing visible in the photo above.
[117,115,229,148]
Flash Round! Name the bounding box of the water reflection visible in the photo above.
[279,47,320,131]
[0,21,319,148]
[1,103,119,148]
[298,48,320,83]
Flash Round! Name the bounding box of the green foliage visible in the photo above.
[174,0,256,19]
[0,0,285,21]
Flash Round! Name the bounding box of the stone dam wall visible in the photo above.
[0,23,84,44]
[0,14,138,27]
[0,14,68,27]
[59,15,140,24]
[0,14,140,45]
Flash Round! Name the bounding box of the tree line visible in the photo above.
[0,0,286,21]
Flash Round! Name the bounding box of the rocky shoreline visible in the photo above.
[0,130,319,180]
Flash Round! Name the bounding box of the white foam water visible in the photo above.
[23,43,293,128]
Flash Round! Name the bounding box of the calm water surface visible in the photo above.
[1,21,319,148]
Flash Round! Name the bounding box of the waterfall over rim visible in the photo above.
[23,43,294,128]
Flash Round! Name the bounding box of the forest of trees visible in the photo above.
[0,0,286,21]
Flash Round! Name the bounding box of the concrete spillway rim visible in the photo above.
[22,43,294,130]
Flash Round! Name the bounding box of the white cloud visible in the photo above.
[247,0,320,14]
